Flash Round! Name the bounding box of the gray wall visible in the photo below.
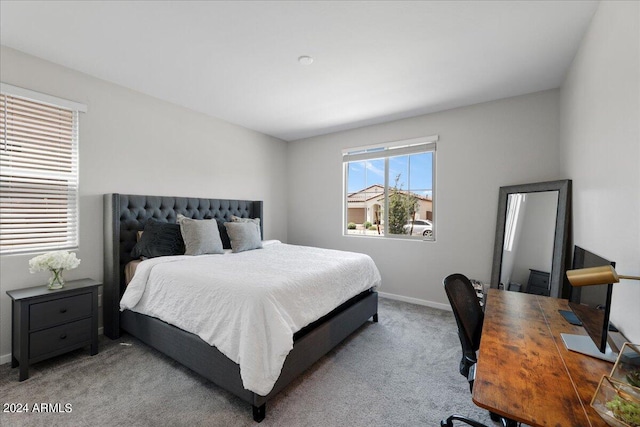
[287,90,562,309]
[0,46,289,362]
[560,1,640,343]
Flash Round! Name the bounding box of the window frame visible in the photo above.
[0,83,87,255]
[342,135,437,241]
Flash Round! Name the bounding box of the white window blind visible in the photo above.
[0,84,85,255]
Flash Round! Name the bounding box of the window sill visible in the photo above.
[343,233,434,242]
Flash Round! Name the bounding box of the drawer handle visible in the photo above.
[59,308,67,314]
[60,334,67,340]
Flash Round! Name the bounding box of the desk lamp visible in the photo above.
[562,265,639,362]
[566,265,640,287]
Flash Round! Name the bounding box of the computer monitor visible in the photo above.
[560,246,618,363]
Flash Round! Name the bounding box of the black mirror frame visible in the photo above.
[490,179,572,298]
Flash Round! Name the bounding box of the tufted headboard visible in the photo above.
[103,193,263,339]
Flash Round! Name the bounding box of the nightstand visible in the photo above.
[526,269,551,296]
[6,278,101,381]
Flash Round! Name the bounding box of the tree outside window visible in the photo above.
[343,136,436,240]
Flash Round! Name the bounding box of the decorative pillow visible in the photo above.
[177,214,224,255]
[224,221,262,253]
[202,215,232,249]
[217,219,233,250]
[131,219,185,259]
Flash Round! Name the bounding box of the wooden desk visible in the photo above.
[472,289,611,427]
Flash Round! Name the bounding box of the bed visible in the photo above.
[103,193,379,422]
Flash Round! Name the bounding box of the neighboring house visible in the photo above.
[347,184,433,225]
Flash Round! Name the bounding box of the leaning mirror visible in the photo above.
[490,180,572,298]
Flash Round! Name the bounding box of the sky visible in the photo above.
[347,152,433,197]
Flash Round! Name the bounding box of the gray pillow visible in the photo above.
[231,215,260,227]
[224,222,262,253]
[177,214,224,255]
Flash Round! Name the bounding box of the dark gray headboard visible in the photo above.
[103,193,263,339]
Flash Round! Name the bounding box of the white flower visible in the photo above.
[29,251,81,273]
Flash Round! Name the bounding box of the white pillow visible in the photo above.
[177,214,224,255]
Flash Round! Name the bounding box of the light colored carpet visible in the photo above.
[0,298,500,426]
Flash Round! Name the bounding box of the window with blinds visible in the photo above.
[0,84,85,255]
[343,136,437,240]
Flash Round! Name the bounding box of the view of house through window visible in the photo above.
[343,136,437,239]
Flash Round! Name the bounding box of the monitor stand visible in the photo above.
[561,334,618,363]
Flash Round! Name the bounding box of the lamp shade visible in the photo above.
[566,265,620,287]
[566,265,640,287]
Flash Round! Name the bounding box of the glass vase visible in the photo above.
[48,268,65,290]
[610,343,640,388]
[591,375,640,427]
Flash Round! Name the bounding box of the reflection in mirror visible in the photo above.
[491,180,572,298]
[500,192,558,290]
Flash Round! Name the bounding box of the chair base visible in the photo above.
[441,413,518,427]
[490,412,518,427]
[441,414,487,427]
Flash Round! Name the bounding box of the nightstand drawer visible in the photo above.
[529,274,549,287]
[30,293,92,330]
[29,318,91,359]
[527,269,551,297]
[528,285,550,296]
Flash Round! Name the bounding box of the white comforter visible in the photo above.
[120,242,381,395]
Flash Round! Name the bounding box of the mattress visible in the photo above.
[120,242,381,395]
[124,259,142,285]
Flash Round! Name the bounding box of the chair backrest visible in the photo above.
[443,273,484,360]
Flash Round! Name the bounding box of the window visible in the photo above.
[0,83,86,254]
[503,193,525,252]
[343,136,437,239]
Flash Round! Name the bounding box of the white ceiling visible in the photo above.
[0,1,598,141]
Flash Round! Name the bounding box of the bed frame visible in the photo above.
[103,193,378,422]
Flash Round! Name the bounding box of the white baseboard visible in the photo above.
[1,327,105,365]
[1,299,449,364]
[378,291,451,311]
[0,352,11,365]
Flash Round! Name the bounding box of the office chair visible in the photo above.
[441,273,518,427]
